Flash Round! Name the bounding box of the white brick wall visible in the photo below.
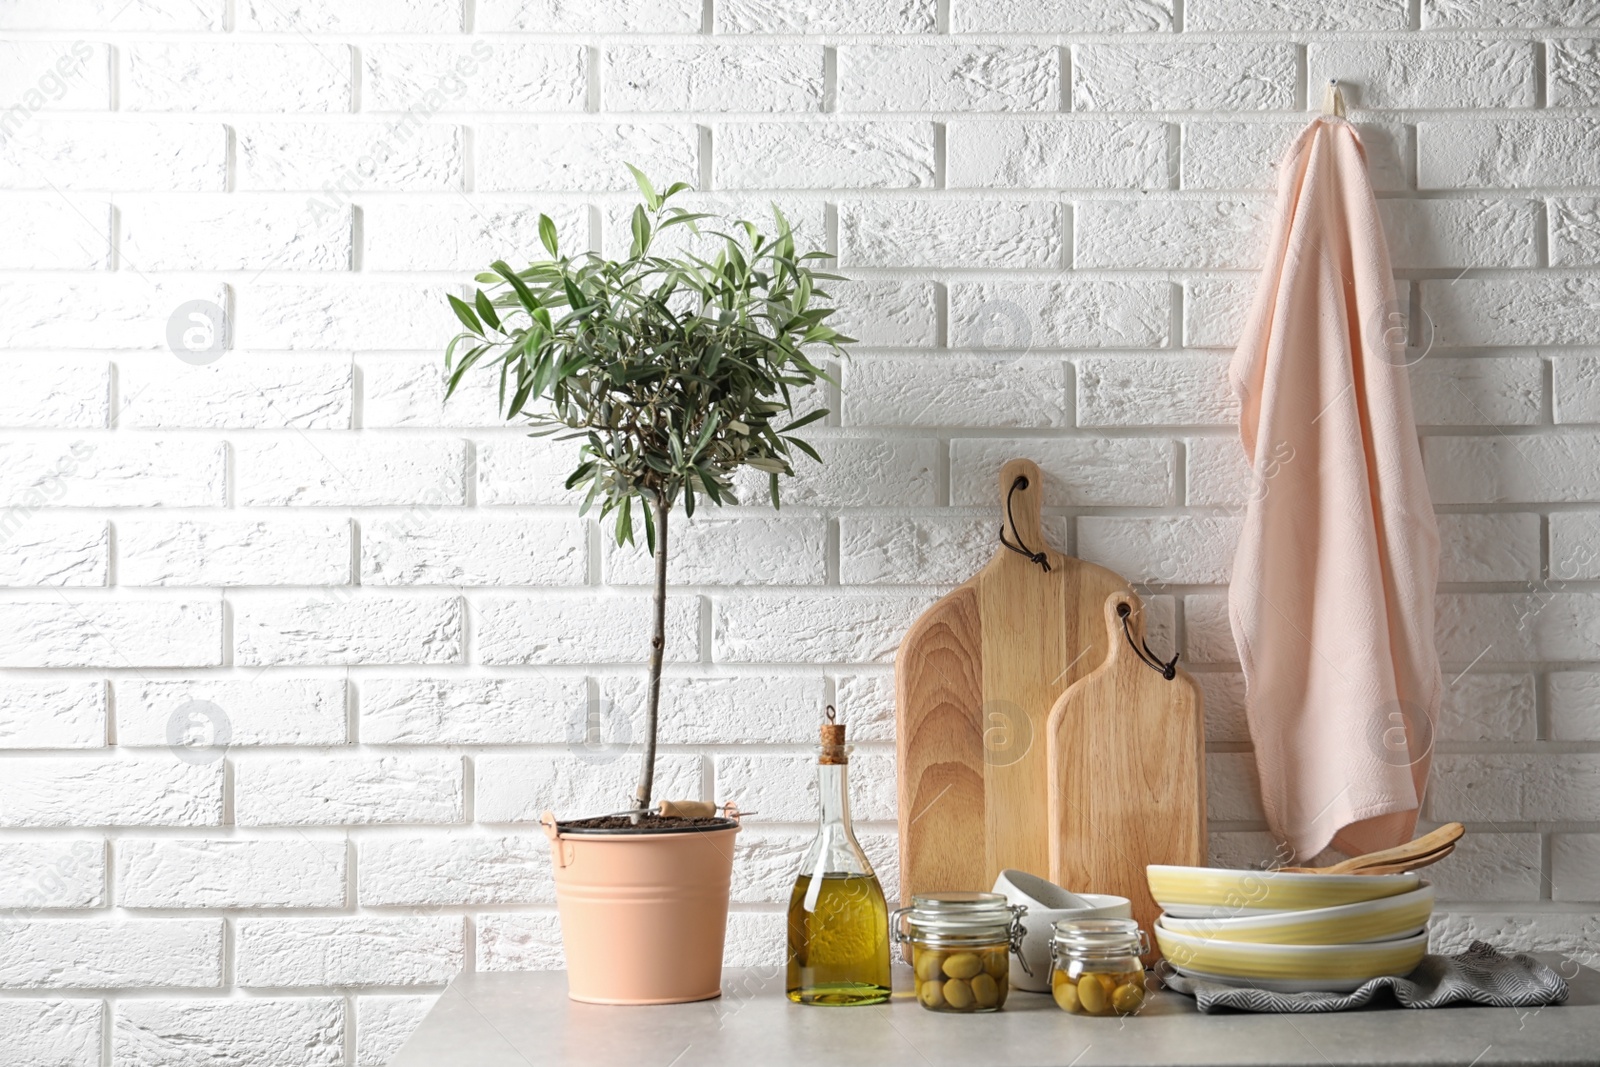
[0,3,1597,1062]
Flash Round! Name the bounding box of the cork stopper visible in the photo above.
[819,705,847,765]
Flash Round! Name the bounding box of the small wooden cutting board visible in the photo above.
[895,459,1134,903]
[1047,591,1206,941]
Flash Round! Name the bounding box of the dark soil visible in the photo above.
[559,814,736,834]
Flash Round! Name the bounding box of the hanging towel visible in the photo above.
[1228,116,1442,860]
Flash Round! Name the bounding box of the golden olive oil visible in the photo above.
[786,872,892,1005]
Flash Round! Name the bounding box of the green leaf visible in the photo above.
[778,408,827,433]
[491,260,539,311]
[539,214,559,258]
[447,294,482,335]
[625,163,660,211]
[473,290,501,332]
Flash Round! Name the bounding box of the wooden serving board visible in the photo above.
[1047,591,1206,942]
[895,458,1134,903]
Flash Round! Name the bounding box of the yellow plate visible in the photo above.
[1159,884,1433,945]
[1154,923,1428,986]
[1147,864,1421,918]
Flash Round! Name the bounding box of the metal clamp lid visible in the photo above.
[890,892,1032,977]
[1051,917,1149,959]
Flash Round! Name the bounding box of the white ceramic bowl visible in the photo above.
[1147,864,1422,918]
[992,870,1131,992]
[1157,883,1434,946]
[1154,922,1429,993]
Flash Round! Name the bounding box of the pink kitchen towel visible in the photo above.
[1228,116,1442,860]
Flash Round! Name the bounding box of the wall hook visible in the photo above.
[1321,78,1347,118]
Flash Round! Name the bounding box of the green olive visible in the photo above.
[1112,982,1145,1014]
[983,949,1009,979]
[942,952,983,980]
[1077,974,1109,1015]
[943,978,975,1010]
[914,949,946,983]
[971,973,1000,1008]
[917,978,946,1009]
[1053,979,1080,1013]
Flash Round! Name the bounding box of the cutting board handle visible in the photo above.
[1105,594,1180,680]
[997,458,1050,566]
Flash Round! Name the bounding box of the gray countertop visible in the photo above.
[391,958,1597,1067]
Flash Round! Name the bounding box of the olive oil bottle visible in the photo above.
[786,708,892,1005]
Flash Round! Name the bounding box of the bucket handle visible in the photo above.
[540,811,575,869]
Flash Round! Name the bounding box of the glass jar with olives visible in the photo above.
[1049,918,1149,1016]
[890,892,1028,1013]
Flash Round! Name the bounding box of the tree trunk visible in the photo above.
[632,494,669,818]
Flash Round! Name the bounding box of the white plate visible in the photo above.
[1166,965,1377,994]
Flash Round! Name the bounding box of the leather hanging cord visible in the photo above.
[1118,602,1179,680]
[998,475,1051,572]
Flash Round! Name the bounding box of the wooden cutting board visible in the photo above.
[895,458,1134,903]
[1047,591,1206,941]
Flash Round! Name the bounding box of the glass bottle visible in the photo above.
[786,707,892,1005]
[890,892,1028,1013]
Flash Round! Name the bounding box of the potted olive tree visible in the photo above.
[444,168,849,1004]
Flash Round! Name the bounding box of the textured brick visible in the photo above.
[0,1000,100,1067]
[1429,910,1599,960]
[477,124,696,192]
[1438,673,1535,743]
[477,594,697,665]
[1423,0,1600,28]
[121,197,350,272]
[114,677,346,747]
[0,517,107,586]
[713,593,935,664]
[1550,672,1600,741]
[1183,277,1254,349]
[1412,832,1542,902]
[1550,200,1600,267]
[1076,198,1268,270]
[0,680,104,748]
[1184,436,1250,507]
[1182,593,1234,664]
[1307,40,1536,109]
[606,45,821,112]
[0,920,221,988]
[114,999,342,1067]
[118,517,351,587]
[0,281,230,351]
[0,840,104,908]
[1435,593,1600,663]
[1072,43,1296,111]
[119,358,352,428]
[731,437,939,508]
[363,198,586,272]
[1192,672,1248,744]
[1425,434,1600,505]
[948,119,1169,190]
[1436,513,1540,583]
[0,120,226,190]
[476,912,563,971]
[117,838,346,909]
[357,996,434,1067]
[361,676,586,745]
[598,194,825,261]
[952,0,1173,31]
[236,917,463,987]
[234,436,465,507]
[362,356,506,428]
[1430,754,1600,822]
[1187,0,1404,30]
[841,516,1063,586]
[1079,516,1239,585]
[1552,835,1600,902]
[838,45,1057,112]
[605,515,826,586]
[0,357,107,425]
[0,1,222,30]
[481,0,697,31]
[731,828,899,905]
[715,751,896,822]
[0,438,223,508]
[475,752,702,822]
[240,283,459,349]
[237,0,460,31]
[828,280,939,347]
[124,43,352,112]
[717,0,936,32]
[951,438,1176,506]
[1425,278,1600,348]
[0,757,221,827]
[717,122,936,190]
[0,599,220,668]
[1555,356,1600,423]
[359,834,550,905]
[950,280,1171,349]
[840,200,1059,270]
[476,436,585,505]
[1206,751,1267,822]
[1549,38,1600,106]
[1182,120,1409,192]
[0,199,109,270]
[1420,118,1600,189]
[365,43,585,112]
[1378,198,1538,270]
[234,594,462,667]
[236,122,460,192]
[843,356,1067,428]
[596,673,828,745]
[1550,512,1600,580]
[236,754,463,827]
[364,516,586,586]
[1410,357,1541,427]
[1078,353,1234,428]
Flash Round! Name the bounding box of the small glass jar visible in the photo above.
[1049,918,1150,1016]
[890,892,1027,1013]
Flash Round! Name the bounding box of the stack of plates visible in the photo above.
[1146,865,1434,993]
